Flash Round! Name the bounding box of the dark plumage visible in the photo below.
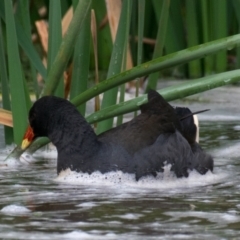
[22,90,213,180]
[174,107,213,173]
[27,96,134,175]
[98,90,182,156]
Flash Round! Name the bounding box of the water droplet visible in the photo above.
[227,45,235,51]
[224,78,231,83]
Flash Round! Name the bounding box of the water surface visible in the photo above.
[0,121,240,239]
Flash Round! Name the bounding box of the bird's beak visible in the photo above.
[21,125,35,150]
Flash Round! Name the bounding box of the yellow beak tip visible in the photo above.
[21,139,31,150]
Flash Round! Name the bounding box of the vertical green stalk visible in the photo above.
[186,0,202,78]
[231,0,240,68]
[116,38,128,126]
[48,0,64,97]
[91,0,112,70]
[200,0,213,75]
[165,0,186,77]
[117,0,135,126]
[116,85,125,126]
[168,0,185,50]
[142,0,155,57]
[16,0,39,99]
[0,19,13,144]
[42,0,92,96]
[0,1,47,82]
[145,0,170,91]
[129,0,138,66]
[97,0,132,134]
[4,0,30,144]
[136,0,145,97]
[211,0,227,73]
[134,0,145,117]
[60,0,70,14]
[70,2,91,116]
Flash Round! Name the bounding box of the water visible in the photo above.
[0,121,240,240]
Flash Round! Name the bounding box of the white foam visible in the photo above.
[77,202,98,208]
[212,141,240,159]
[0,155,36,168]
[116,213,143,220]
[55,165,226,192]
[20,152,38,164]
[233,125,240,131]
[0,145,34,167]
[1,205,31,215]
[0,143,57,169]
[0,157,21,168]
[0,146,20,167]
[63,230,117,240]
[32,144,57,159]
[165,211,240,225]
[63,230,94,239]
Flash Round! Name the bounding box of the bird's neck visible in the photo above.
[47,112,100,155]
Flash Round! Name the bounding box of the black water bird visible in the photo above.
[21,91,213,180]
